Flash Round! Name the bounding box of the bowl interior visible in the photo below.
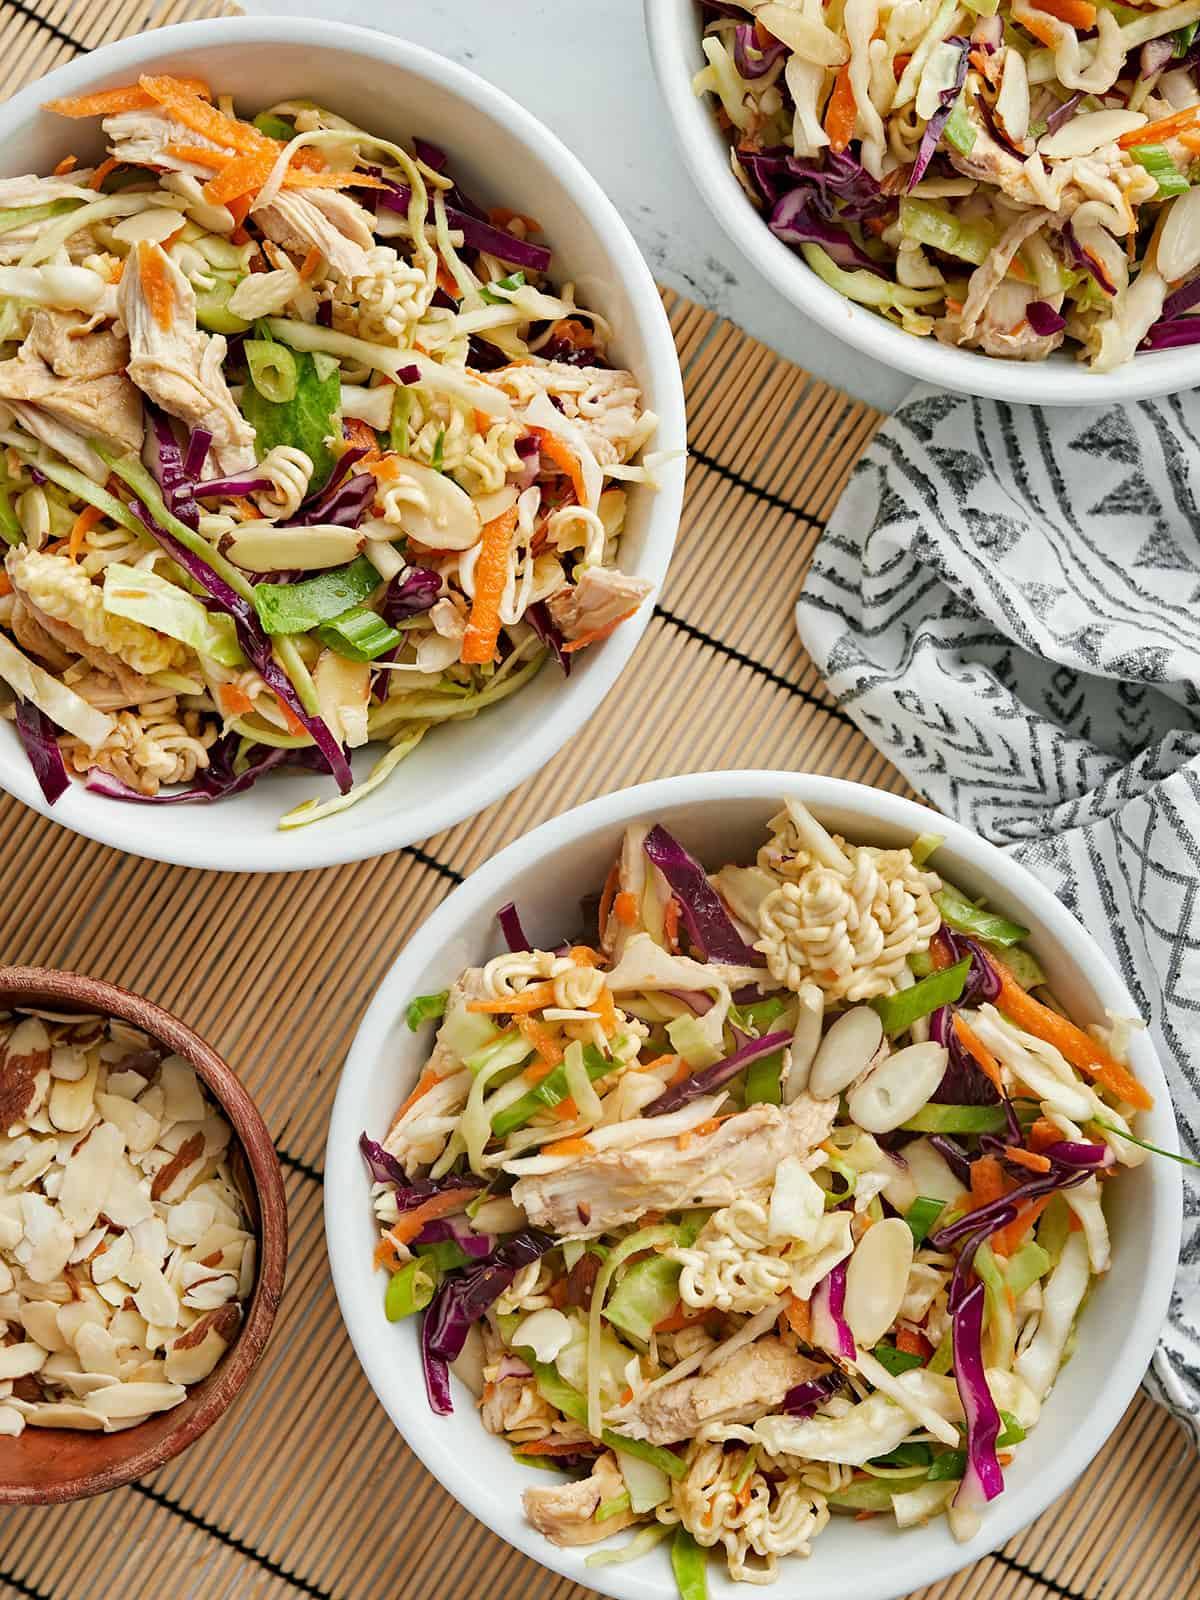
[647,0,1200,404]
[0,20,685,870]
[0,968,286,1503]
[327,775,1180,1600]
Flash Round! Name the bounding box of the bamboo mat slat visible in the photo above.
[0,4,1196,1599]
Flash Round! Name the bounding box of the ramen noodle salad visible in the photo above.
[0,78,661,825]
[364,802,1157,1592]
[694,0,1200,368]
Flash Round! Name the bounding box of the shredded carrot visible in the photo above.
[139,74,269,154]
[892,52,913,80]
[1068,1209,1085,1232]
[968,48,990,76]
[53,155,77,176]
[552,1096,578,1122]
[388,1188,480,1246]
[968,1154,1008,1214]
[277,697,307,737]
[1119,103,1200,147]
[1007,256,1032,285]
[735,1480,754,1512]
[952,1014,1004,1094]
[568,945,599,968]
[67,504,102,563]
[473,408,493,436]
[1004,1145,1053,1174]
[518,1015,563,1076]
[387,1066,443,1130]
[164,143,227,170]
[218,682,254,718]
[374,1236,402,1272]
[991,956,1153,1109]
[944,297,964,315]
[0,572,12,599]
[653,1300,706,1334]
[993,1193,1053,1257]
[87,156,120,191]
[560,605,639,654]
[285,169,388,191]
[1017,7,1061,44]
[638,1053,680,1075]
[530,426,588,507]
[598,859,620,938]
[227,495,259,522]
[460,504,519,665]
[298,245,323,282]
[782,1292,811,1340]
[896,1326,933,1361]
[613,891,638,927]
[1028,1117,1062,1154]
[519,1437,599,1457]
[668,1059,692,1086]
[436,255,459,298]
[44,78,212,118]
[664,899,680,950]
[1178,128,1200,153]
[136,241,175,332]
[1031,0,1096,27]
[227,192,253,240]
[549,317,596,353]
[678,1116,725,1151]
[203,148,278,207]
[590,986,619,1036]
[468,979,556,1015]
[541,1136,595,1158]
[928,935,952,971]
[824,64,858,154]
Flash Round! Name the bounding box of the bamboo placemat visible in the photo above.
[0,5,1197,1598]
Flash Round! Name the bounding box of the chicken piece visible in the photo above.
[119,242,255,475]
[938,280,1064,361]
[494,362,646,466]
[252,189,374,282]
[8,594,72,670]
[546,566,651,643]
[24,309,129,381]
[522,1452,638,1546]
[0,310,142,474]
[619,1339,829,1445]
[6,548,188,687]
[102,107,225,180]
[0,176,98,264]
[511,1094,837,1239]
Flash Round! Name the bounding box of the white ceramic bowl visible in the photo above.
[646,0,1200,404]
[0,17,685,872]
[327,771,1181,1600]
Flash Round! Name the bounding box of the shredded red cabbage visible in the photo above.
[782,1371,845,1416]
[769,189,889,275]
[377,185,551,271]
[526,599,571,676]
[734,22,787,78]
[929,1004,1001,1106]
[929,1133,973,1187]
[645,1029,791,1116]
[413,1217,494,1257]
[288,471,376,530]
[931,1166,1090,1253]
[933,928,1001,1005]
[497,901,531,953]
[414,138,449,173]
[13,698,69,805]
[952,1282,1005,1509]
[380,566,441,624]
[1044,92,1082,135]
[144,406,200,530]
[1062,220,1116,296]
[1038,1140,1115,1168]
[183,426,212,481]
[1026,300,1066,336]
[643,824,767,966]
[1163,275,1200,320]
[1141,315,1200,351]
[811,1261,856,1358]
[191,473,273,501]
[84,731,327,804]
[358,1134,486,1206]
[909,39,970,188]
[1140,36,1175,77]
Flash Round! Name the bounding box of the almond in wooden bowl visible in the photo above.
[0,966,286,1504]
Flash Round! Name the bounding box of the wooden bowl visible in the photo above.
[0,966,287,1503]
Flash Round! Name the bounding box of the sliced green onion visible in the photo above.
[904,1195,947,1247]
[943,98,978,154]
[384,1259,437,1321]
[406,990,449,1030]
[195,275,251,335]
[413,1239,471,1273]
[253,555,382,636]
[927,1327,954,1376]
[871,1441,933,1471]
[431,426,445,473]
[901,1103,1009,1134]
[671,1527,708,1600]
[910,831,944,866]
[245,337,299,403]
[908,949,935,978]
[871,958,970,1036]
[936,884,1029,946]
[1095,1119,1200,1169]
[1036,1194,1072,1265]
[974,1242,1015,1369]
[899,197,995,265]
[1129,143,1190,196]
[998,1411,1026,1447]
[872,1343,926,1377]
[732,1445,759,1494]
[0,486,21,545]
[1005,1240,1051,1300]
[390,384,411,455]
[743,1048,784,1107]
[490,1042,610,1137]
[829,1479,900,1512]
[253,111,297,139]
[1176,18,1199,51]
[479,270,527,305]
[315,606,403,662]
[596,1493,632,1523]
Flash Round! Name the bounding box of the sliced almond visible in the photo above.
[1038,109,1146,159]
[19,1300,67,1353]
[95,1091,160,1154]
[12,1399,103,1429]
[0,1341,47,1380]
[131,1257,179,1329]
[75,1321,122,1378]
[83,1380,185,1420]
[58,1121,123,1237]
[48,1058,99,1133]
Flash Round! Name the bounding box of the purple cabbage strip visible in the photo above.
[380,566,441,625]
[930,1166,1091,1253]
[1044,91,1083,135]
[1163,273,1200,320]
[645,1030,791,1117]
[144,406,200,530]
[811,1261,856,1359]
[13,698,69,805]
[302,444,368,506]
[643,823,766,966]
[413,137,449,173]
[359,1134,408,1187]
[952,1283,1005,1509]
[929,1006,1001,1107]
[909,38,970,188]
[769,189,888,276]
[1141,316,1200,351]
[975,90,1025,160]
[1026,300,1066,336]
[1062,220,1116,296]
[412,1217,494,1258]
[191,473,273,501]
[933,927,1001,1004]
[127,500,353,792]
[377,184,551,272]
[782,1371,846,1417]
[421,1318,454,1414]
[1140,36,1175,77]
[497,901,531,953]
[288,471,376,531]
[733,21,787,78]
[930,1134,973,1187]
[183,426,212,481]
[1039,1141,1115,1169]
[358,1134,485,1209]
[84,735,304,805]
[526,600,571,676]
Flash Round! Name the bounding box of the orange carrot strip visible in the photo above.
[139,74,269,154]
[654,1300,707,1334]
[44,78,211,118]
[53,155,77,176]
[552,1096,578,1122]
[67,503,102,563]
[1004,1145,1053,1174]
[824,64,857,153]
[568,945,600,968]
[489,205,541,232]
[782,1292,811,1340]
[518,1014,563,1070]
[388,1188,479,1246]
[953,1014,1004,1094]
[613,891,638,927]
[664,899,680,949]
[896,1326,933,1361]
[137,241,175,332]
[541,1136,595,1158]
[277,696,306,737]
[87,156,119,191]
[991,956,1153,1109]
[461,504,519,664]
[589,986,618,1035]
[299,245,323,281]
[374,1236,403,1272]
[993,1193,1054,1258]
[1028,1117,1062,1154]
[218,682,254,718]
[467,979,556,1015]
[560,606,640,654]
[1031,0,1096,28]
[1179,128,1200,152]
[530,426,588,507]
[968,1155,1007,1213]
[518,1437,600,1457]
[387,1066,444,1131]
[668,1059,691,1086]
[637,1053,679,1075]
[0,573,12,599]
[165,143,227,170]
[1017,7,1061,44]
[284,169,388,191]
[1118,104,1200,147]
[204,149,278,206]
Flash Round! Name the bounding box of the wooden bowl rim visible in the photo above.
[0,965,288,1504]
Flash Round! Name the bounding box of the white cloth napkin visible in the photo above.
[795,384,1200,1447]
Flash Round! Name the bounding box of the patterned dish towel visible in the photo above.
[795,385,1199,1447]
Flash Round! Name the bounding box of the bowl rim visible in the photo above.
[0,964,288,1504]
[644,0,1200,405]
[325,770,1182,1600]
[0,15,686,873]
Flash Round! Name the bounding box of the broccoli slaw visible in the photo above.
[0,77,661,825]
[694,0,1200,369]
[363,800,1154,1591]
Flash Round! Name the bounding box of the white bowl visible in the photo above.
[646,0,1200,405]
[0,18,685,872]
[326,770,1182,1600]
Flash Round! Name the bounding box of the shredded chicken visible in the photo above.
[102,107,225,180]
[939,279,1064,360]
[545,565,652,642]
[619,1339,828,1446]
[493,362,647,465]
[118,242,255,475]
[510,1094,837,1239]
[522,1451,638,1546]
[252,190,374,282]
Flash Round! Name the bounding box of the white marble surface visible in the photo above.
[239,0,911,411]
